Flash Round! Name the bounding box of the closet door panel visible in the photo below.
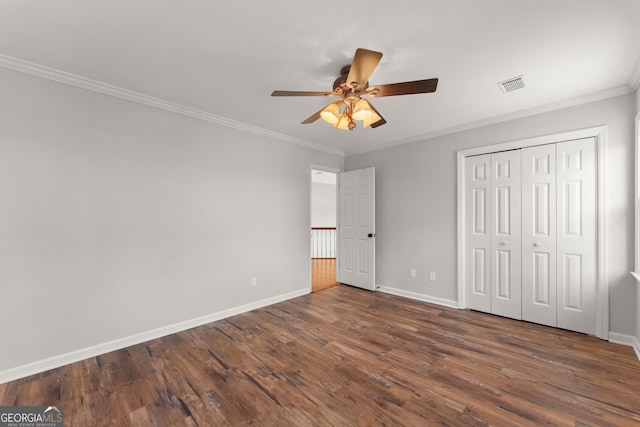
[556,138,596,334]
[490,151,521,320]
[522,144,557,327]
[465,155,492,312]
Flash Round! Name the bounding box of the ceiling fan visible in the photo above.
[271,48,438,130]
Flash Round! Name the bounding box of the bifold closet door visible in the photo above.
[465,154,491,312]
[465,151,522,320]
[465,139,596,333]
[521,144,557,327]
[489,150,522,320]
[556,138,596,335]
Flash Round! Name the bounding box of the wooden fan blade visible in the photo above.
[367,102,387,128]
[346,48,383,89]
[301,110,322,124]
[271,90,338,97]
[367,78,438,97]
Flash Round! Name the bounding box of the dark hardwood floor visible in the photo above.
[311,258,338,292]
[1,285,639,426]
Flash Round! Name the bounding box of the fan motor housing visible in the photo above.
[333,69,369,94]
[332,75,347,92]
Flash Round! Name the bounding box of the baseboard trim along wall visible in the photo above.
[0,288,310,385]
[609,333,640,362]
[377,285,459,309]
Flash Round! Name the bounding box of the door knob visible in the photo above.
[368,233,374,238]
[533,242,541,247]
[499,241,508,246]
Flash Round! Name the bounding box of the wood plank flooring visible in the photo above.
[1,285,639,426]
[311,258,338,292]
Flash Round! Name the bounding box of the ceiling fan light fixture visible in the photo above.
[334,114,352,130]
[362,108,382,128]
[320,103,340,125]
[352,99,373,121]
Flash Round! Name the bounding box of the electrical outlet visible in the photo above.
[429,272,436,281]
[410,268,416,278]
[251,277,257,287]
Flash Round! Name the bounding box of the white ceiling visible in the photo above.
[1,1,639,156]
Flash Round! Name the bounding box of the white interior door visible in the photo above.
[465,154,492,312]
[490,150,522,320]
[337,167,376,291]
[556,138,596,334]
[521,144,557,327]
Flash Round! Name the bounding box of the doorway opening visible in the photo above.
[311,168,338,292]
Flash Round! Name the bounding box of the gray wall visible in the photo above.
[0,68,343,373]
[346,93,637,336]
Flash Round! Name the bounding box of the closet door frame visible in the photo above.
[457,126,609,340]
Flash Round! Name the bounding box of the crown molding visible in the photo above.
[345,85,634,156]
[0,54,345,157]
[1,53,633,159]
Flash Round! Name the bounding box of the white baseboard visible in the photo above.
[377,285,459,309]
[0,288,309,385]
[609,332,640,362]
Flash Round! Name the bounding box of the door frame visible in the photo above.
[456,126,609,339]
[309,164,341,292]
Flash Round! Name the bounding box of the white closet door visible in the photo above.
[490,151,522,320]
[521,144,557,327]
[465,154,492,312]
[556,138,596,334]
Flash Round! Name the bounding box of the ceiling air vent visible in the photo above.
[498,75,526,93]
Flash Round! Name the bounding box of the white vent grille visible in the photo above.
[498,75,526,93]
